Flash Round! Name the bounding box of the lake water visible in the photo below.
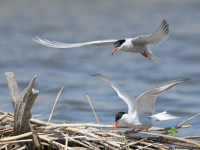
[0,0,200,137]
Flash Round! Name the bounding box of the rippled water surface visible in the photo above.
[0,0,200,137]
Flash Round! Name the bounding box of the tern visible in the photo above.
[33,20,169,63]
[91,73,190,132]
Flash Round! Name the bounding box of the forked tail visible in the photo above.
[151,110,180,123]
[145,50,170,64]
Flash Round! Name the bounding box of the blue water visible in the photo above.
[0,0,200,137]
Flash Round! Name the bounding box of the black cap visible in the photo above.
[114,39,125,48]
[115,112,126,122]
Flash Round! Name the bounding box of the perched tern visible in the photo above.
[33,20,169,63]
[91,73,190,132]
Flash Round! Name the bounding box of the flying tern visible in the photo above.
[33,20,169,63]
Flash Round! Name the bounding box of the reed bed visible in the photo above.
[0,110,200,150]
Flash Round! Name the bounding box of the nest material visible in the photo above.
[0,110,200,150]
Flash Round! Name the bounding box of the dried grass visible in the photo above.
[0,109,199,150]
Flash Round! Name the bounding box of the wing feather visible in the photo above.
[91,73,136,114]
[136,78,190,116]
[32,36,117,48]
[132,20,169,45]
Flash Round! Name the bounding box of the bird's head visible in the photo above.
[113,112,126,129]
[112,39,126,55]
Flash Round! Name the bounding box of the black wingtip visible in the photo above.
[185,78,191,81]
[91,73,98,76]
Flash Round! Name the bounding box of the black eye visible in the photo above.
[114,39,125,48]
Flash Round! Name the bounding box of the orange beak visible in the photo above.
[112,48,119,55]
[113,120,120,130]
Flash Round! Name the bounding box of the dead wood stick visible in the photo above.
[18,145,27,150]
[65,134,68,150]
[0,129,13,136]
[42,124,191,130]
[0,111,14,117]
[119,138,148,149]
[0,113,8,121]
[0,110,53,126]
[86,94,101,129]
[30,118,54,126]
[38,135,72,150]
[0,139,33,145]
[94,134,117,150]
[29,121,41,150]
[177,112,200,127]
[158,140,200,149]
[48,86,64,123]
[0,128,45,142]
[5,73,39,149]
[5,73,39,136]
[91,125,191,133]
[137,143,153,150]
[182,135,200,139]
[0,132,33,142]
[5,72,20,108]
[127,135,200,148]
[82,141,97,149]
[66,127,117,150]
[138,131,200,147]
[141,141,169,150]
[55,129,97,150]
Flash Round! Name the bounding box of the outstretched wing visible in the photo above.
[32,36,117,48]
[132,20,169,45]
[136,78,190,116]
[91,73,136,114]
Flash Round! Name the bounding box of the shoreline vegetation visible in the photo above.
[0,72,199,150]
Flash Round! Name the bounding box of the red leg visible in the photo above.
[141,51,148,57]
[126,129,135,133]
[141,128,148,132]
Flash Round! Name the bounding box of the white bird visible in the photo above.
[32,20,169,63]
[91,73,190,132]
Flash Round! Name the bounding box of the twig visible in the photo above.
[48,86,64,123]
[119,138,147,149]
[0,128,45,142]
[137,143,153,150]
[18,145,27,150]
[140,141,168,150]
[0,132,33,142]
[138,131,200,147]
[54,129,96,150]
[86,94,101,130]
[65,134,68,150]
[0,129,13,136]
[177,112,200,127]
[29,121,41,150]
[91,125,191,132]
[38,135,71,150]
[0,139,33,145]
[157,140,200,149]
[66,127,117,149]
[42,124,191,130]
[182,135,200,139]
[0,113,8,121]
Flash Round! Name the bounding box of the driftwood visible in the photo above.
[5,72,39,149]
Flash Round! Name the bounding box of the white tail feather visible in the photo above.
[146,50,170,64]
[152,110,180,122]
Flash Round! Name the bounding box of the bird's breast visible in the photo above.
[121,114,154,129]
